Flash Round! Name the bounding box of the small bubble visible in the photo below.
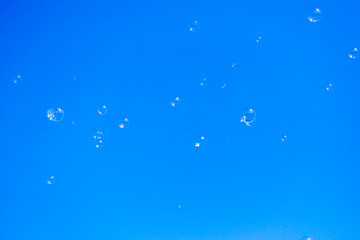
[171,97,180,107]
[47,108,64,122]
[349,48,359,59]
[72,120,75,125]
[195,136,205,147]
[47,176,55,185]
[256,36,262,43]
[73,75,77,81]
[308,8,322,22]
[13,75,21,84]
[231,63,236,68]
[93,130,103,148]
[119,117,130,129]
[240,108,256,126]
[178,205,181,208]
[221,83,226,89]
[326,82,332,91]
[189,21,199,32]
[97,105,108,115]
[200,78,207,86]
[301,237,311,240]
[281,134,287,142]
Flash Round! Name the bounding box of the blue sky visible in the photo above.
[0,0,360,239]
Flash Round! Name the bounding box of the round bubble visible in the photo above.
[200,78,207,86]
[308,8,322,22]
[281,134,287,142]
[47,176,55,185]
[93,130,103,148]
[326,82,332,91]
[98,105,107,115]
[119,117,130,129]
[349,48,359,59]
[195,136,205,147]
[171,97,180,107]
[240,108,256,126]
[189,21,199,32]
[47,108,64,122]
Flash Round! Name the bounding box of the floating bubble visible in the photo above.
[119,117,130,129]
[47,176,55,185]
[326,82,332,91]
[200,78,207,86]
[281,134,287,142]
[240,108,256,126]
[13,75,21,84]
[97,105,107,115]
[73,75,77,81]
[221,83,226,89]
[349,48,359,59]
[171,97,180,107]
[308,8,322,22]
[195,136,205,147]
[301,237,311,240]
[256,36,262,43]
[189,21,199,32]
[232,63,236,68]
[93,130,103,148]
[47,108,64,122]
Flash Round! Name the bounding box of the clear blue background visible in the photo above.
[1,0,360,239]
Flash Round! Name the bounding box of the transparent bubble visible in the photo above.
[281,134,287,142]
[326,82,332,91]
[349,48,359,59]
[47,176,55,185]
[93,130,103,148]
[97,105,107,115]
[195,136,205,147]
[119,117,130,129]
[189,21,199,32]
[221,83,226,89]
[308,8,322,22]
[200,78,207,86]
[171,97,180,107]
[256,36,262,43]
[240,108,256,126]
[47,108,64,122]
[13,75,21,84]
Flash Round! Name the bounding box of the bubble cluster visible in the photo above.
[240,108,256,126]
[308,8,322,22]
[171,97,180,107]
[119,117,130,129]
[200,78,207,86]
[189,21,199,32]
[256,36,262,43]
[349,48,359,59]
[93,130,103,148]
[326,82,332,91]
[47,176,55,185]
[281,134,287,142]
[47,108,64,122]
[98,105,108,115]
[221,84,226,89]
[195,136,205,147]
[13,75,21,84]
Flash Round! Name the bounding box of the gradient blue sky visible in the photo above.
[1,0,360,239]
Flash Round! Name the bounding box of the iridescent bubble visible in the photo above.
[47,176,55,185]
[200,78,207,86]
[93,130,103,148]
[119,117,130,129]
[240,108,256,126]
[281,134,287,142]
[97,105,107,115]
[308,8,322,22]
[47,108,64,122]
[349,48,359,59]
[326,82,332,91]
[171,97,180,107]
[195,136,205,147]
[13,75,21,84]
[189,21,199,32]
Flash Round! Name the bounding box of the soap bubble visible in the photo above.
[326,82,332,91]
[195,136,205,147]
[189,21,199,32]
[13,75,21,84]
[281,134,287,142]
[256,36,261,43]
[97,105,107,115]
[47,108,64,122]
[93,130,103,148]
[240,108,256,126]
[308,8,322,22]
[171,97,180,107]
[200,78,207,86]
[47,176,55,185]
[349,48,359,59]
[119,117,130,129]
